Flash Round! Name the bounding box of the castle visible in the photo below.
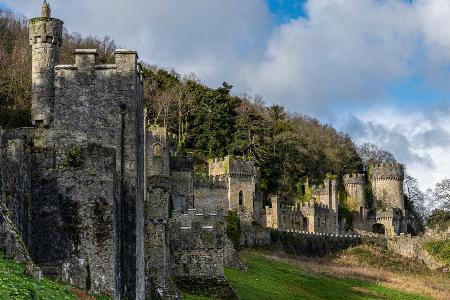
[0,3,408,299]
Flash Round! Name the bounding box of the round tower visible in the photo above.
[370,163,404,210]
[28,1,63,127]
[343,174,366,211]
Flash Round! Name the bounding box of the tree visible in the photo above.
[357,143,396,170]
[433,178,450,211]
[404,174,426,233]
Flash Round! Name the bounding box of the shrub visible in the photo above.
[63,145,84,168]
[226,211,241,251]
[424,240,450,266]
[426,209,450,231]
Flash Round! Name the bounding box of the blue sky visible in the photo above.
[267,0,307,23]
[2,0,450,191]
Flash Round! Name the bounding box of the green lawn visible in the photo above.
[0,255,112,300]
[221,251,431,300]
[0,255,76,300]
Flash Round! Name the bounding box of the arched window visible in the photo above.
[153,143,163,157]
[303,217,308,230]
[239,190,244,206]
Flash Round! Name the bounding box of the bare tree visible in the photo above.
[433,178,450,210]
[357,143,396,170]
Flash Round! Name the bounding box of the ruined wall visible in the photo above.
[371,163,404,210]
[193,178,228,214]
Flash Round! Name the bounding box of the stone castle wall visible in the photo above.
[299,202,337,234]
[0,128,119,295]
[193,178,228,215]
[51,49,145,299]
[169,210,225,278]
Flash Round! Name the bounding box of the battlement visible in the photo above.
[54,49,141,74]
[170,156,194,172]
[370,163,404,180]
[343,173,365,185]
[193,178,227,190]
[171,208,224,228]
[208,155,257,177]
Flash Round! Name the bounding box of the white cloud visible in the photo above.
[340,105,450,191]
[3,0,272,86]
[247,0,450,111]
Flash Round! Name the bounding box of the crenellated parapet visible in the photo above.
[370,163,404,181]
[208,156,258,177]
[193,177,227,190]
[343,173,365,185]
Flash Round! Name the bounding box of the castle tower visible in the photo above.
[370,163,404,210]
[28,1,63,127]
[208,156,258,223]
[343,174,366,212]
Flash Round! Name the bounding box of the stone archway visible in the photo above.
[372,223,385,234]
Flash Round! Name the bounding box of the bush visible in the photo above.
[424,240,450,266]
[63,145,84,168]
[226,211,242,251]
[426,209,450,231]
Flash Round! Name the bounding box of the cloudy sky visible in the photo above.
[2,0,450,191]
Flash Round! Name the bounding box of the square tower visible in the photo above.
[208,156,258,223]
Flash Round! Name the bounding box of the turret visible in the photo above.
[343,174,366,211]
[370,163,404,210]
[28,1,63,127]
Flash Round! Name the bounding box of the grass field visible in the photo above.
[224,251,430,300]
[185,246,450,300]
[0,255,76,300]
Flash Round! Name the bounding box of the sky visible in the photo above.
[2,0,450,191]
